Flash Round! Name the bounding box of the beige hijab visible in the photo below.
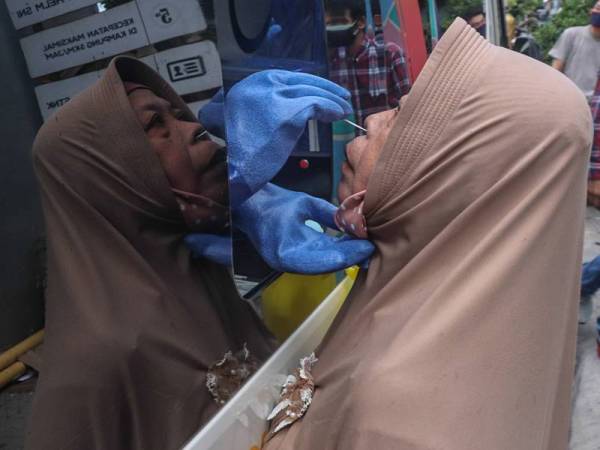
[265,18,591,450]
[26,56,274,450]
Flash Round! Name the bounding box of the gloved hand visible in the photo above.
[186,184,374,274]
[198,88,225,138]
[184,233,232,267]
[225,70,353,206]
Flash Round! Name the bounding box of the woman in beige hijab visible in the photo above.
[265,18,592,450]
[26,56,275,450]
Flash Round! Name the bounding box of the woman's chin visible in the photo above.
[195,163,229,206]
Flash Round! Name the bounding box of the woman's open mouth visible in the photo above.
[208,147,227,168]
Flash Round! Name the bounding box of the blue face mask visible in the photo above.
[476,24,486,37]
[592,12,600,27]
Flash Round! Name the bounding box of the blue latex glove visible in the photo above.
[225,70,353,206]
[186,184,374,274]
[184,234,232,267]
[198,89,225,138]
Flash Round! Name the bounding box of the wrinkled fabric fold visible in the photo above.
[265,18,591,450]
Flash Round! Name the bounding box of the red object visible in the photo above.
[299,159,310,169]
[395,0,428,82]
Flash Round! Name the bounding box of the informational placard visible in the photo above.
[136,0,207,44]
[4,0,99,29]
[34,70,101,120]
[34,42,221,120]
[33,54,153,120]
[154,41,222,96]
[20,0,207,78]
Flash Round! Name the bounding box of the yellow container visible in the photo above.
[261,267,359,342]
[262,273,336,342]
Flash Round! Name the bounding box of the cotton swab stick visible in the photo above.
[343,119,367,133]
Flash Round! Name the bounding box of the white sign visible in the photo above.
[34,43,221,120]
[20,0,207,78]
[136,0,207,44]
[154,41,222,96]
[21,2,146,78]
[4,0,99,29]
[34,70,100,119]
[33,53,153,120]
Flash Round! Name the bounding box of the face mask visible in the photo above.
[335,189,367,238]
[326,21,359,48]
[476,24,486,37]
[591,12,600,27]
[172,188,229,233]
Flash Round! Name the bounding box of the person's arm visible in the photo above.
[549,29,572,73]
[387,45,411,108]
[552,58,565,72]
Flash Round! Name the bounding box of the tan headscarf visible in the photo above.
[265,18,591,450]
[26,56,274,450]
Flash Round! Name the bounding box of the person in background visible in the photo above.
[505,9,516,46]
[552,2,600,324]
[324,0,411,130]
[373,9,384,45]
[578,71,600,324]
[587,71,600,207]
[463,6,487,37]
[580,255,600,323]
[550,1,600,99]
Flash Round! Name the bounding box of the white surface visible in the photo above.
[20,0,206,78]
[182,276,354,450]
[4,0,98,29]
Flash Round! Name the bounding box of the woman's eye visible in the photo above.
[145,113,163,131]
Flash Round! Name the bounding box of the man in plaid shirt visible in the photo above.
[325,0,411,131]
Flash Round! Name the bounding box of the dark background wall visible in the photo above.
[0,1,46,352]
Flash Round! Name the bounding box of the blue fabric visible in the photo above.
[225,70,352,206]
[186,183,374,274]
[189,71,367,273]
[197,88,225,138]
[184,234,232,267]
[581,254,600,297]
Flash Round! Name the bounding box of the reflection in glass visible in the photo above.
[215,0,334,292]
[325,0,411,203]
[325,0,411,130]
[219,0,412,340]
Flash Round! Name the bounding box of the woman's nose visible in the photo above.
[364,114,377,131]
